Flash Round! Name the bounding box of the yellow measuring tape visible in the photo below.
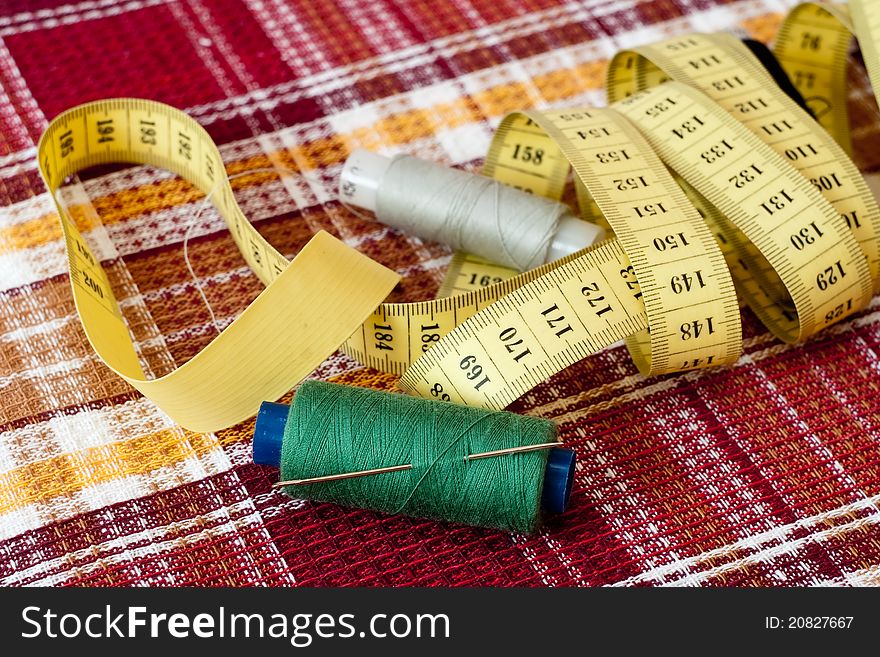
[775,2,880,157]
[38,1,880,430]
[609,30,880,295]
[38,102,400,432]
[609,35,875,334]
[399,77,872,404]
[477,106,740,379]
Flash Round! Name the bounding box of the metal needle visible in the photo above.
[273,441,561,487]
[273,463,412,487]
[464,441,561,461]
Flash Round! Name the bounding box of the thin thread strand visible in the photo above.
[181,166,301,334]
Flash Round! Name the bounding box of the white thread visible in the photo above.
[375,155,567,271]
[338,195,374,222]
[54,166,298,336]
[181,166,299,334]
[183,189,222,333]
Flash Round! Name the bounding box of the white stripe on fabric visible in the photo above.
[612,493,880,586]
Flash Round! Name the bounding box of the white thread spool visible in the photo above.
[339,149,605,270]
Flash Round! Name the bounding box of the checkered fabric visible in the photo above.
[1,0,880,587]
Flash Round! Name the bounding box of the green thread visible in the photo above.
[279,380,556,533]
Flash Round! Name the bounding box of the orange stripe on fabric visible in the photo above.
[0,9,785,255]
[0,426,219,515]
[0,370,396,513]
[741,12,784,43]
[0,206,95,253]
[0,158,281,255]
[1,70,607,253]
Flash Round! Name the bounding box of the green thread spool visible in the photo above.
[253,380,573,533]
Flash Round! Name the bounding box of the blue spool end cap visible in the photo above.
[541,447,576,514]
[253,401,289,467]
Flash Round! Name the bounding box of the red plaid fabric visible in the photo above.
[1,0,879,587]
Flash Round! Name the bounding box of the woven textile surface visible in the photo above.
[2,0,880,587]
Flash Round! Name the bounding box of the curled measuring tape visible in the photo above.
[39,0,880,430]
[608,30,880,299]
[480,106,741,379]
[397,77,873,404]
[608,36,875,339]
[38,102,400,432]
[775,2,880,158]
[405,2,880,408]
